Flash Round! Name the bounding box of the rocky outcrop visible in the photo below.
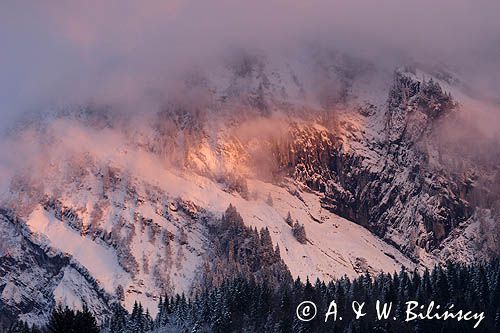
[0,209,112,330]
[273,70,475,259]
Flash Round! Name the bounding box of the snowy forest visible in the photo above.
[5,206,500,332]
[6,205,500,333]
[7,259,500,332]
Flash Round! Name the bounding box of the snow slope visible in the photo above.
[12,134,416,316]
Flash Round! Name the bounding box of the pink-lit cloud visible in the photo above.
[1,0,499,128]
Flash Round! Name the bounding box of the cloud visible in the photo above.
[1,0,499,130]
[1,1,500,214]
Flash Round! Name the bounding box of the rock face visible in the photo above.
[271,69,489,259]
[0,209,112,331]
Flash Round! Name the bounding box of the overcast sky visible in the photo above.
[1,0,500,128]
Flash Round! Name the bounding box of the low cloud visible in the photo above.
[1,0,500,128]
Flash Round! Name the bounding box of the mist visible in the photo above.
[1,0,500,130]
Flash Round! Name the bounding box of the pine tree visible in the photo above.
[144,309,153,331]
[292,221,307,244]
[127,301,140,333]
[73,304,99,333]
[46,304,99,333]
[106,303,128,333]
[285,212,293,226]
[47,305,75,333]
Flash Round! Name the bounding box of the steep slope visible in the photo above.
[1,131,416,325]
[0,209,112,331]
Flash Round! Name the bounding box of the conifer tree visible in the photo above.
[292,221,307,244]
[285,211,293,226]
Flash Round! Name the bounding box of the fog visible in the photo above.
[1,0,500,129]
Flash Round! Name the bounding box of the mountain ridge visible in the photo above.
[0,54,498,327]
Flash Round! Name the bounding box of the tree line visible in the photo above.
[9,259,500,332]
[7,205,500,332]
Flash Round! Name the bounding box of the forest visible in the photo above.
[9,260,500,332]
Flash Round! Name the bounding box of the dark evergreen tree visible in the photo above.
[73,304,99,333]
[47,305,75,333]
[46,304,98,333]
[285,211,293,226]
[103,303,128,333]
[292,221,307,244]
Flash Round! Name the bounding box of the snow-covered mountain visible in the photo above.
[1,48,498,328]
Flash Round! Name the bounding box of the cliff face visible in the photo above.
[0,209,112,331]
[271,70,490,259]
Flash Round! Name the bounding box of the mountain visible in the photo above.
[1,48,498,329]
